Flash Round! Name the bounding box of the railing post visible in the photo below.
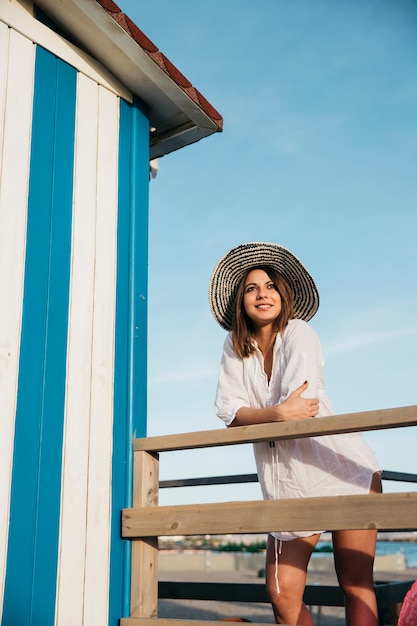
[130,449,159,618]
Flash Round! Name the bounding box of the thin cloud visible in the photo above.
[323,326,417,357]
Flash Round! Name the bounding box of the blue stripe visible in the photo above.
[2,47,76,626]
[128,97,150,440]
[109,97,149,624]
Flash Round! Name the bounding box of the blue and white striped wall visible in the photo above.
[0,7,148,625]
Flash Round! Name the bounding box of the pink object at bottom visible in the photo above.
[398,580,417,626]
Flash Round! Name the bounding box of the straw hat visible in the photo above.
[209,242,319,331]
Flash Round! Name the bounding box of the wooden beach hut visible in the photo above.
[0,1,222,624]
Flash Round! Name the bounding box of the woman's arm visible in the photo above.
[230,380,319,427]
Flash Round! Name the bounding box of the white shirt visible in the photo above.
[215,319,380,540]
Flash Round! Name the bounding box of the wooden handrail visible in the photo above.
[122,492,417,538]
[123,405,417,623]
[134,405,417,452]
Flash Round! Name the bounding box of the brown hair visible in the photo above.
[232,266,296,358]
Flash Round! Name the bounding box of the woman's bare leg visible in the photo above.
[333,472,382,626]
[265,533,320,625]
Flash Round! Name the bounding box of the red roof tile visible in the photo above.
[96,0,223,131]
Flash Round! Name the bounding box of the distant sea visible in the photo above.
[317,540,417,568]
[376,541,417,568]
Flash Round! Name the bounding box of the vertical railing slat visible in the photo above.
[130,450,159,618]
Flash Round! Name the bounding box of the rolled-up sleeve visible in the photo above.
[215,334,249,426]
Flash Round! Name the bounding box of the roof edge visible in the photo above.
[33,0,223,157]
[97,0,223,133]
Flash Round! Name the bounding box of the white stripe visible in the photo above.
[56,73,119,626]
[55,73,99,626]
[0,25,34,611]
[83,84,119,626]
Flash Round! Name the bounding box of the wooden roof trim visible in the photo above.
[96,0,223,131]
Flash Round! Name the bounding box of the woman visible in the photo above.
[209,242,381,626]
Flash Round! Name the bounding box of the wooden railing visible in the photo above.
[121,405,417,626]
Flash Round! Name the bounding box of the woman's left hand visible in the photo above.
[278,381,319,420]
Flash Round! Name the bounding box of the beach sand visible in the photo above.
[158,568,417,625]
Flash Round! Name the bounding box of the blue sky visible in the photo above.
[119,0,417,505]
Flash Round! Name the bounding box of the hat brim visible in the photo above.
[209,242,319,331]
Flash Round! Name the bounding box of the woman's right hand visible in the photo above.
[276,381,319,421]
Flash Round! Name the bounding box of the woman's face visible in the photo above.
[242,268,282,329]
